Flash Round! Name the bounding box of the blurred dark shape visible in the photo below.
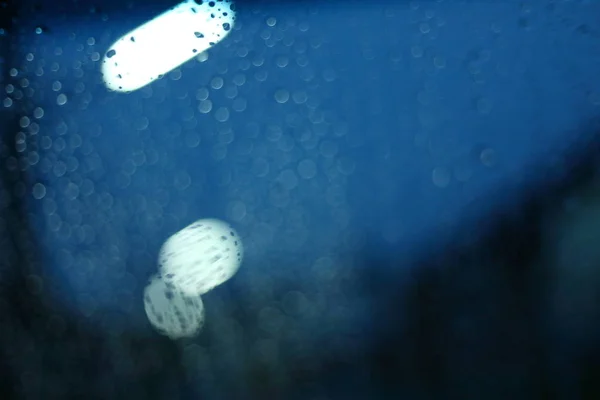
[363,118,600,399]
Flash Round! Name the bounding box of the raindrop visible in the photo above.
[32,183,46,199]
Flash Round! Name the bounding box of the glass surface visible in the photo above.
[1,0,600,398]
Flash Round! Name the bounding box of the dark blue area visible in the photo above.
[2,0,600,398]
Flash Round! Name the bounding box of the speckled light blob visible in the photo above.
[143,274,205,339]
[102,0,236,92]
[158,218,243,296]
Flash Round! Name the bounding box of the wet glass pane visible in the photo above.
[1,0,600,398]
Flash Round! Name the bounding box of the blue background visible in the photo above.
[2,0,600,398]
